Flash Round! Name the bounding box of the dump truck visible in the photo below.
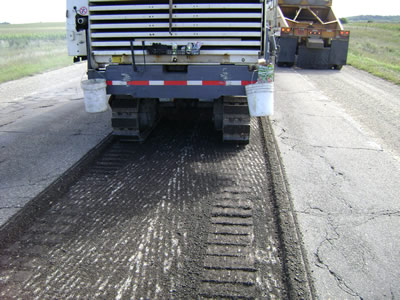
[67,0,273,143]
[267,0,349,69]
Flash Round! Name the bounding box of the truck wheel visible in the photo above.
[277,62,294,68]
[334,65,343,70]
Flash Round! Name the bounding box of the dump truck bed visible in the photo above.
[268,0,349,69]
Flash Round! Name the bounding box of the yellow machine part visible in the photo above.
[278,0,332,6]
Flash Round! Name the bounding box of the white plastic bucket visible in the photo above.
[81,79,108,113]
[245,83,274,117]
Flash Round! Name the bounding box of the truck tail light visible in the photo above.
[309,30,321,36]
[281,27,292,34]
[340,31,350,37]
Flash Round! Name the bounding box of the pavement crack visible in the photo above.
[364,210,400,223]
[8,108,26,114]
[275,136,383,152]
[311,144,382,152]
[330,165,345,177]
[71,130,83,136]
[0,115,25,128]
[297,206,325,216]
[278,138,298,151]
[34,105,55,109]
[315,248,362,299]
[303,113,340,118]
[0,130,30,134]
[0,206,23,210]
[315,226,363,299]
[0,121,15,128]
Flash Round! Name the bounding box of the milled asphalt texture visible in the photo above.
[0,64,315,299]
[0,117,314,299]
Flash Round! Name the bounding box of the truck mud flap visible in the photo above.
[297,46,330,69]
[329,40,349,67]
[277,37,297,66]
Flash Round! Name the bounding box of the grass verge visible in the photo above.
[0,22,73,84]
[346,22,400,85]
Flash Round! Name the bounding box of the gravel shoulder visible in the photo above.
[271,66,400,299]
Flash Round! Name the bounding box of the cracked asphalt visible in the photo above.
[272,66,400,299]
[0,63,111,225]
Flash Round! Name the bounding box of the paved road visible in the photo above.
[0,119,290,299]
[1,64,399,299]
[272,66,400,299]
[0,63,111,226]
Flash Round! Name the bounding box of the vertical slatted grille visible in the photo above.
[89,0,264,61]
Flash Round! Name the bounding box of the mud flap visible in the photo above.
[329,40,349,66]
[297,46,330,69]
[277,37,297,65]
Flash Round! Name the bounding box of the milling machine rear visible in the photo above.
[67,0,271,143]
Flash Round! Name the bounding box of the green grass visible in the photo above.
[2,22,399,85]
[345,22,400,85]
[0,22,72,83]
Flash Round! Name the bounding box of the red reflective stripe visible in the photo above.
[108,80,254,86]
[127,81,149,85]
[202,81,226,86]
[241,80,257,86]
[164,81,188,86]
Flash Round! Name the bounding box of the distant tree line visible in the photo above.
[347,15,400,23]
[1,22,10,24]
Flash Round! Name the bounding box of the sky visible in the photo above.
[0,0,400,24]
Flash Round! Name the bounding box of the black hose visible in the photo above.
[142,41,146,72]
[130,39,138,72]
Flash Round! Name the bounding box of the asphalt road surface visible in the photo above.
[0,63,399,299]
[0,63,110,225]
[272,66,400,299]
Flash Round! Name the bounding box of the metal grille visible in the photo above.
[89,0,264,64]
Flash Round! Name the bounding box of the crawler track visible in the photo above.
[0,116,311,299]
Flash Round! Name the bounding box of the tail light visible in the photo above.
[309,30,321,36]
[281,27,292,34]
[340,31,350,37]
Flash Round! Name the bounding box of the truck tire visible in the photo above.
[334,65,343,70]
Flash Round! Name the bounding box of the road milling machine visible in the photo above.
[267,0,349,69]
[67,0,274,143]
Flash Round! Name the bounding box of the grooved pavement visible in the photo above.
[0,118,287,299]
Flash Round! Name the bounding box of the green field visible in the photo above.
[0,22,72,84]
[1,22,399,85]
[345,22,400,85]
